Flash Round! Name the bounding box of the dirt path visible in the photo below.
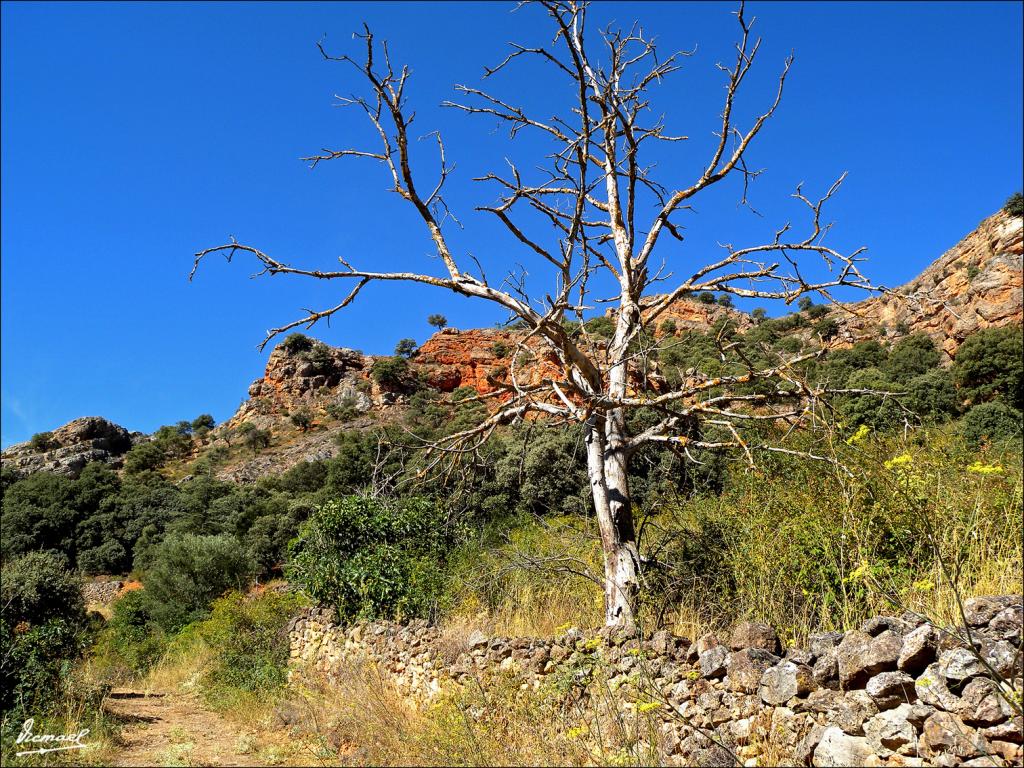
[103,690,265,767]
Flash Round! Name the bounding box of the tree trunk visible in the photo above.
[585,411,641,627]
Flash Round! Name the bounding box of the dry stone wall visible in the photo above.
[288,595,1023,767]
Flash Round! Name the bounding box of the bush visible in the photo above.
[697,291,716,304]
[797,296,814,312]
[102,589,169,675]
[290,409,313,432]
[288,496,458,622]
[1005,191,1023,217]
[191,590,305,705]
[427,314,448,330]
[960,402,1023,449]
[583,315,615,339]
[490,341,510,358]
[123,440,167,474]
[904,369,959,423]
[751,308,767,322]
[0,553,88,714]
[137,533,256,631]
[716,294,733,308]
[305,341,335,374]
[884,333,941,383]
[237,422,271,454]
[282,332,314,354]
[29,431,56,452]
[371,356,410,389]
[659,319,678,336]
[953,325,1023,409]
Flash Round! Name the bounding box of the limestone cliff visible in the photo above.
[1,416,138,479]
[837,209,1022,358]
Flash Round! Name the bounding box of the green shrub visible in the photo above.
[427,314,448,330]
[290,409,313,431]
[192,590,305,705]
[29,431,56,452]
[716,294,733,308]
[288,495,458,622]
[583,315,616,339]
[305,341,335,374]
[137,533,256,631]
[371,356,411,389]
[326,394,361,422]
[953,325,1023,409]
[282,332,314,354]
[490,341,510,358]
[123,440,168,475]
[798,296,814,312]
[0,553,88,715]
[102,589,169,675]
[659,319,678,336]
[237,422,271,454]
[697,291,716,304]
[904,369,959,423]
[960,402,1023,448]
[1004,191,1023,217]
[885,333,941,383]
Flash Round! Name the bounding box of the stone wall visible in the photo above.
[287,597,1023,767]
[82,579,125,605]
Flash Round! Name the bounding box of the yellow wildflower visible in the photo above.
[967,461,1003,475]
[846,424,871,445]
[884,453,913,469]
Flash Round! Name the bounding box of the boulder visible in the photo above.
[837,630,901,688]
[864,703,918,755]
[813,726,875,767]
[988,605,1023,641]
[915,663,961,710]
[699,645,729,679]
[956,678,1013,726]
[729,621,781,654]
[727,648,779,693]
[898,624,938,675]
[939,647,986,684]
[759,661,815,705]
[963,596,1021,627]
[919,711,989,760]
[865,671,917,710]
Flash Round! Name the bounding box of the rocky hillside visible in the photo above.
[1,416,141,478]
[4,207,1020,482]
[837,209,1022,359]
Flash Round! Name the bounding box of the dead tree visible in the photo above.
[193,1,877,628]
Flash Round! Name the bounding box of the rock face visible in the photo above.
[1,416,136,478]
[288,594,1023,767]
[229,341,373,429]
[837,210,1023,359]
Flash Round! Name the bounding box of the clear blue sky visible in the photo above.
[2,1,1022,448]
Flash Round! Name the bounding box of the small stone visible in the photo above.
[759,661,815,705]
[806,689,878,736]
[866,671,917,709]
[963,596,1021,627]
[466,629,488,650]
[919,711,989,759]
[727,648,779,693]
[809,631,845,659]
[862,616,909,637]
[864,703,917,755]
[730,621,781,654]
[699,645,729,679]
[696,633,721,655]
[988,605,1023,641]
[785,647,814,665]
[939,647,986,683]
[813,726,875,767]
[915,663,961,711]
[898,624,938,675]
[813,646,840,688]
[956,677,1013,726]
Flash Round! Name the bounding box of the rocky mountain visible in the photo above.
[4,207,1020,482]
[1,416,140,478]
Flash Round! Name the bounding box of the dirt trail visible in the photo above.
[104,689,264,767]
